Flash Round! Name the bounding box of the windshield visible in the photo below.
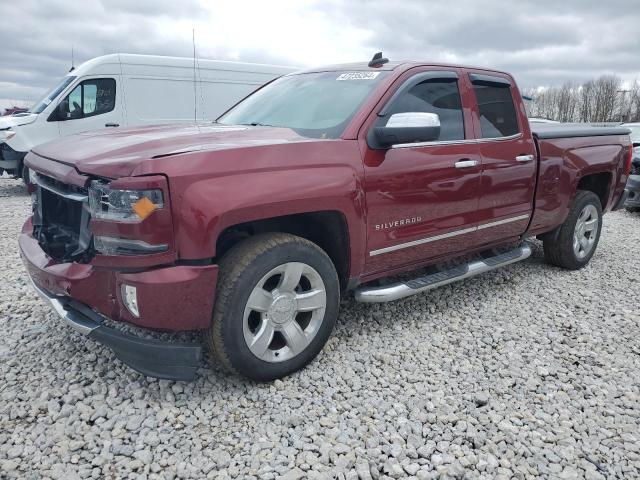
[31,76,76,114]
[218,71,389,139]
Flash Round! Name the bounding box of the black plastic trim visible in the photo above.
[469,73,511,86]
[89,327,202,381]
[378,71,458,117]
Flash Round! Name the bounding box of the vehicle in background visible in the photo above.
[2,106,29,116]
[621,123,640,212]
[0,54,296,181]
[21,56,632,381]
[528,117,560,124]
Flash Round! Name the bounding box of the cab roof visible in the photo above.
[295,60,512,78]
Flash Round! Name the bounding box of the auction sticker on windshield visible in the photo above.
[336,72,380,80]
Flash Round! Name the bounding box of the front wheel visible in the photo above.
[543,190,603,270]
[205,233,340,381]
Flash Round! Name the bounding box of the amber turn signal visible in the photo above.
[132,196,158,220]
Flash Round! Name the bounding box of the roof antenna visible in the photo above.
[69,46,75,72]
[368,52,389,68]
[192,28,197,123]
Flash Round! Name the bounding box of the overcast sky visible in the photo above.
[1,0,639,110]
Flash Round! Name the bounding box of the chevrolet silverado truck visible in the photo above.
[20,55,633,381]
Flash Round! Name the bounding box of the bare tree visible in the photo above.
[526,75,640,123]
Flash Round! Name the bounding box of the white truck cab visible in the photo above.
[0,54,296,180]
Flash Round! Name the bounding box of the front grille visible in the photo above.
[32,173,93,262]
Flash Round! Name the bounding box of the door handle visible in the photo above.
[515,154,534,162]
[455,159,479,169]
[105,123,119,127]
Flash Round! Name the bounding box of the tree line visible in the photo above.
[522,76,640,123]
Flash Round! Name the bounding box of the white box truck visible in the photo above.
[0,54,296,180]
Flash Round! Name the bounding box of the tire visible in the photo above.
[626,206,640,213]
[543,190,603,270]
[205,233,340,381]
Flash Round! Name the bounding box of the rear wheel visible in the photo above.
[205,233,340,381]
[543,190,603,270]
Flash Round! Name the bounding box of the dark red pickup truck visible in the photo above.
[21,57,633,381]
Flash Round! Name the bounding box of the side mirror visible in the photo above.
[47,100,71,122]
[373,112,441,148]
[56,101,70,121]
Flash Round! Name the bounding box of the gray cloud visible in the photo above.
[327,0,640,86]
[1,0,639,109]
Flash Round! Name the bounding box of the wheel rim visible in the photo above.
[242,262,327,363]
[573,204,599,259]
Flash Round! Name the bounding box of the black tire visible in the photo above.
[626,206,640,213]
[205,233,340,381]
[543,190,603,270]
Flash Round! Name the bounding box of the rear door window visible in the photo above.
[471,80,519,138]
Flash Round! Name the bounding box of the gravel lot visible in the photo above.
[1,177,639,480]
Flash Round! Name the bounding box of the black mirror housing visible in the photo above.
[374,125,441,148]
[47,101,69,122]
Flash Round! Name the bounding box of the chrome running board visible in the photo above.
[355,243,532,303]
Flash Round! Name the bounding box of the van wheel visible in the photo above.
[543,190,602,270]
[205,233,340,381]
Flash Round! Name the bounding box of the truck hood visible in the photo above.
[31,123,314,178]
[0,112,38,130]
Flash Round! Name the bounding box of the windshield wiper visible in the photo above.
[240,122,274,127]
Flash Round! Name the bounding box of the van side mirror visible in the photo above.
[372,112,441,148]
[47,101,68,122]
[55,101,70,121]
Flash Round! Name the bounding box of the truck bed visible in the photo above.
[528,123,630,236]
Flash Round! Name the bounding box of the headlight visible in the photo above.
[88,181,163,222]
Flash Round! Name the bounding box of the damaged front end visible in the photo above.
[30,171,93,262]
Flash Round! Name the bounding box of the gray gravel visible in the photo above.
[1,177,639,480]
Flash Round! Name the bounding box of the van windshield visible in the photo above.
[31,76,76,114]
[218,71,389,139]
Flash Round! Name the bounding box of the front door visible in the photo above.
[362,69,483,275]
[57,77,122,137]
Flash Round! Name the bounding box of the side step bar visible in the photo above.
[355,243,532,303]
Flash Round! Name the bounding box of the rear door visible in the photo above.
[361,68,484,275]
[467,73,537,244]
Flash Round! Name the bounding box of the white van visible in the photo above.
[0,54,296,180]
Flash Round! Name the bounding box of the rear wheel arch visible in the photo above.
[575,171,612,209]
